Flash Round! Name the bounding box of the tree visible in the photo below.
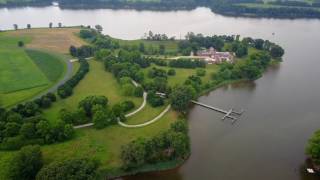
[121,101,135,112]
[306,130,320,164]
[69,45,77,57]
[8,145,43,180]
[147,91,164,107]
[13,24,18,30]
[27,24,31,29]
[58,22,62,28]
[20,122,36,139]
[49,22,53,28]
[78,96,108,117]
[93,108,109,129]
[36,158,98,180]
[122,83,135,96]
[95,24,103,33]
[270,45,285,58]
[254,39,264,50]
[167,69,176,76]
[121,138,147,169]
[4,122,20,137]
[18,41,24,47]
[170,85,196,112]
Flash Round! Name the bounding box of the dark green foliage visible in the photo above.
[18,41,24,47]
[69,45,77,57]
[20,122,36,139]
[8,145,43,180]
[306,130,320,164]
[121,119,190,170]
[147,91,164,107]
[79,29,96,39]
[270,45,285,58]
[121,101,135,112]
[169,58,206,69]
[170,85,196,113]
[184,75,202,92]
[78,95,108,117]
[36,158,98,180]
[231,42,248,58]
[58,59,89,98]
[167,69,176,76]
[196,68,206,77]
[148,67,167,79]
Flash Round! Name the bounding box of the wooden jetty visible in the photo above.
[191,100,244,123]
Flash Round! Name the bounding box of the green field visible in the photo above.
[42,60,143,124]
[0,33,67,108]
[26,49,66,82]
[115,38,179,54]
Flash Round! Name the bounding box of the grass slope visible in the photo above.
[0,34,49,93]
[26,49,65,82]
[43,60,143,124]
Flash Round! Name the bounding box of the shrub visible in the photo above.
[167,69,176,76]
[36,158,98,180]
[8,145,43,180]
[121,101,135,112]
[196,68,206,77]
[147,91,164,107]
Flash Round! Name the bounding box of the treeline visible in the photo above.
[6,144,98,180]
[57,58,89,98]
[212,2,320,19]
[169,58,206,69]
[0,105,74,150]
[120,119,190,170]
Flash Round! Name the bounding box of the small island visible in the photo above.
[0,25,284,179]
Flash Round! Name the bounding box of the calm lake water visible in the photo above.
[1,6,320,180]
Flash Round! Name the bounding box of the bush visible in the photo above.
[122,83,135,96]
[147,91,164,107]
[78,96,108,117]
[36,158,98,180]
[167,69,176,76]
[8,145,43,180]
[196,68,206,77]
[121,101,135,112]
[58,59,89,99]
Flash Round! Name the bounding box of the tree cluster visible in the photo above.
[58,59,89,98]
[120,119,190,170]
[0,109,74,150]
[169,58,206,69]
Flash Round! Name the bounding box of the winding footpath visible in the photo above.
[74,80,171,129]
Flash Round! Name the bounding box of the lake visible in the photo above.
[1,6,320,180]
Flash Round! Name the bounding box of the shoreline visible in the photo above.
[103,78,250,179]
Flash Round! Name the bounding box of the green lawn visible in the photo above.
[0,32,68,108]
[0,35,49,93]
[25,49,66,82]
[42,60,143,124]
[142,64,219,87]
[115,39,179,54]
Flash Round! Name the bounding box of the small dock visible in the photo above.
[191,100,244,123]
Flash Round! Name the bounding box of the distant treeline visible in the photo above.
[2,0,320,19]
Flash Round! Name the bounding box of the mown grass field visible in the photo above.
[115,38,179,54]
[0,34,49,93]
[26,49,66,82]
[0,28,86,108]
[42,60,143,124]
[142,64,219,87]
